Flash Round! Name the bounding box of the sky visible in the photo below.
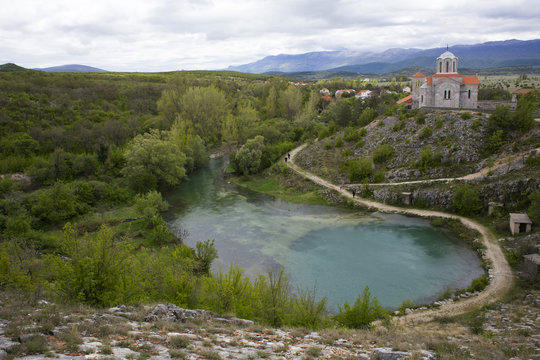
[1,0,539,72]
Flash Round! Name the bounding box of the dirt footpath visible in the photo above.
[287,144,514,323]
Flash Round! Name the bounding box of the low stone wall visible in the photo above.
[477,100,517,112]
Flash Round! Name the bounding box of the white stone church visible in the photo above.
[411,50,479,109]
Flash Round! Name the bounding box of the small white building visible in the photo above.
[509,213,532,235]
[320,88,330,96]
[402,86,411,93]
[355,90,372,99]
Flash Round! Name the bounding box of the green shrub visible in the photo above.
[416,146,442,170]
[355,139,365,149]
[341,148,353,157]
[334,286,387,329]
[335,136,344,148]
[471,118,482,130]
[288,288,327,330]
[452,184,482,216]
[341,158,373,182]
[306,346,322,357]
[419,126,433,140]
[415,110,426,124]
[343,127,361,142]
[325,140,333,150]
[372,144,394,164]
[435,116,444,129]
[460,112,471,120]
[373,170,385,183]
[483,130,504,155]
[169,336,190,349]
[526,154,540,167]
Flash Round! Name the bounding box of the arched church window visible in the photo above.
[444,90,447,99]
[448,90,451,99]
[468,89,471,99]
[439,62,442,73]
[446,61,449,72]
[421,95,424,104]
[453,61,456,72]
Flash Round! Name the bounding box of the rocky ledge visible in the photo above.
[0,302,436,360]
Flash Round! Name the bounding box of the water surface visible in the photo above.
[165,158,483,309]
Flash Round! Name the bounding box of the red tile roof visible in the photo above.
[462,76,479,85]
[396,94,412,104]
[513,88,536,94]
[413,72,426,78]
[427,77,432,85]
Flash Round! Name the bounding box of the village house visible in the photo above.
[402,86,411,93]
[410,49,479,109]
[320,88,330,96]
[335,89,356,97]
[355,90,372,99]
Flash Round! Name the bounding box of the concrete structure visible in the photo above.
[509,213,532,235]
[411,50,479,109]
[401,192,412,206]
[523,254,540,278]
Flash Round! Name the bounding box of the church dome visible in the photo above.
[437,50,457,60]
[436,49,459,74]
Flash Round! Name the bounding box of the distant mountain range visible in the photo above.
[35,64,108,72]
[227,39,540,74]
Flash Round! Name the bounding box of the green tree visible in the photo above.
[180,86,229,143]
[279,85,303,120]
[232,135,265,175]
[334,286,387,328]
[122,129,186,192]
[265,86,280,118]
[513,91,537,132]
[358,107,378,126]
[194,239,218,275]
[222,103,258,144]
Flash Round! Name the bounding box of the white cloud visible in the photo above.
[0,0,539,71]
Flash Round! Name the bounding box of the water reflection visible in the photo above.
[165,158,483,308]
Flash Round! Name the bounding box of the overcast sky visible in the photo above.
[1,0,539,72]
